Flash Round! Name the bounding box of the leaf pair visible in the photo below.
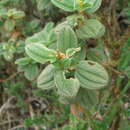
[37,60,109,101]
[38,64,80,98]
[25,24,80,65]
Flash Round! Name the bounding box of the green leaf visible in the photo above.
[76,19,105,39]
[59,58,72,69]
[66,14,84,28]
[51,0,95,12]
[66,47,81,57]
[57,26,78,53]
[55,70,80,98]
[24,64,39,81]
[15,57,31,65]
[85,0,102,13]
[26,22,56,46]
[76,88,98,108]
[44,22,54,32]
[87,41,108,63]
[12,10,25,19]
[0,0,8,5]
[37,64,55,90]
[4,19,15,32]
[25,19,40,32]
[78,0,96,11]
[3,51,13,61]
[37,0,50,11]
[75,60,109,89]
[25,43,57,64]
[51,0,76,12]
[72,43,87,64]
[7,9,25,19]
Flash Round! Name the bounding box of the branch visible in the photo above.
[0,96,16,115]
[0,72,19,83]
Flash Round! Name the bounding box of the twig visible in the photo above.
[10,125,25,130]
[0,120,22,126]
[0,96,16,115]
[103,63,124,75]
[7,111,11,130]
[0,72,19,83]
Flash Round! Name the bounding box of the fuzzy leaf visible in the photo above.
[26,22,56,46]
[75,60,109,89]
[76,19,105,39]
[85,0,102,13]
[76,88,98,108]
[87,41,108,63]
[55,70,80,98]
[66,47,81,57]
[25,43,57,64]
[4,19,15,32]
[51,0,95,12]
[7,9,25,19]
[57,26,78,53]
[72,43,87,64]
[24,64,39,81]
[12,11,25,19]
[37,64,55,90]
[15,57,31,65]
[37,0,50,11]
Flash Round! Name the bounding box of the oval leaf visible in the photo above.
[37,0,50,11]
[85,0,102,13]
[4,19,15,32]
[51,0,77,12]
[26,22,56,46]
[51,0,95,12]
[87,41,107,63]
[76,19,105,39]
[24,64,39,81]
[57,26,78,53]
[37,64,55,90]
[25,43,57,64]
[15,57,31,65]
[12,11,25,19]
[55,70,80,98]
[75,60,109,89]
[76,88,98,108]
